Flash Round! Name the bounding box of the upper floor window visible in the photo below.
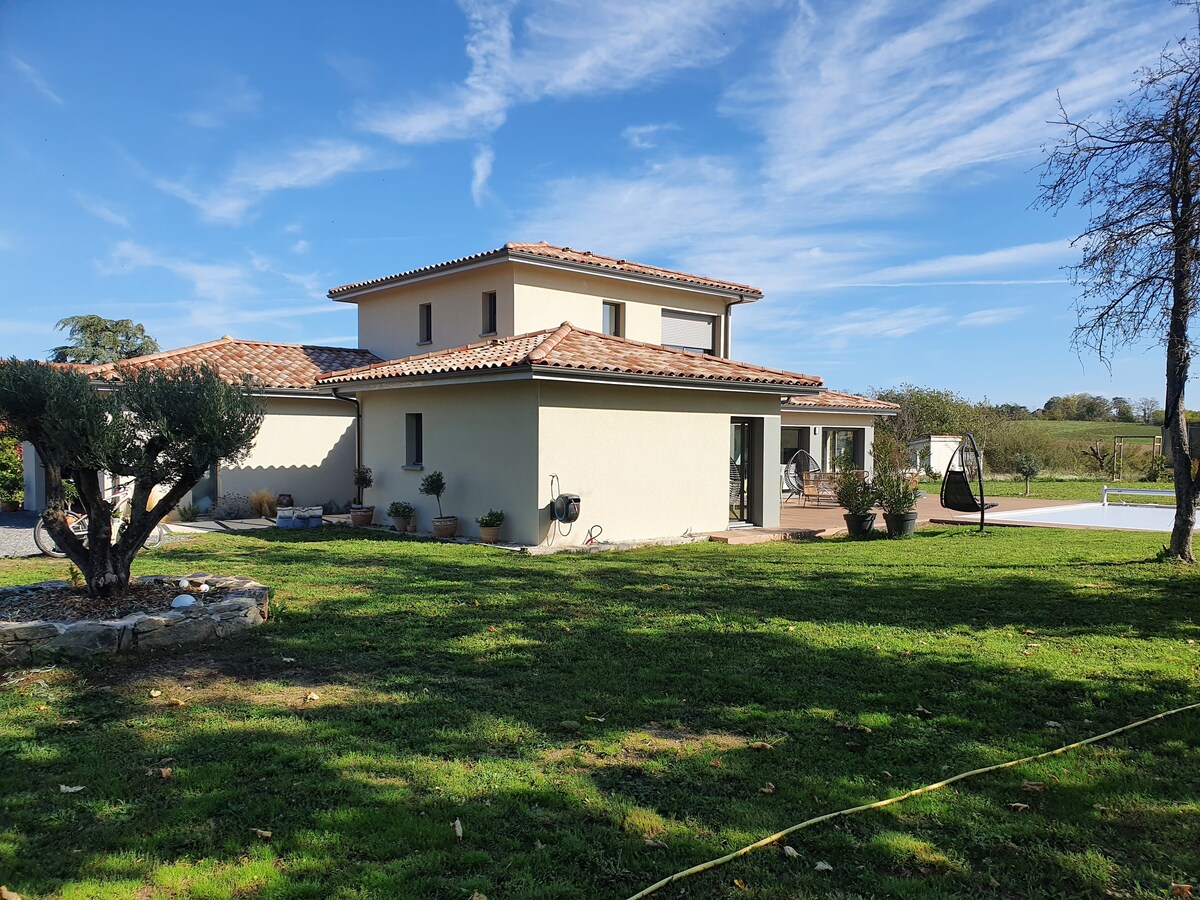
[602,301,623,337]
[418,303,432,344]
[482,291,497,335]
[661,310,715,354]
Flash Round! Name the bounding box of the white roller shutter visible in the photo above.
[660,310,715,352]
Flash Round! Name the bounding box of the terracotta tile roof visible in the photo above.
[327,241,763,299]
[319,322,821,389]
[782,389,899,413]
[86,337,382,391]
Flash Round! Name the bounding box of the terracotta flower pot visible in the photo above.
[478,525,501,544]
[432,515,458,538]
[0,501,20,513]
[349,506,375,527]
[390,516,411,532]
[406,523,418,533]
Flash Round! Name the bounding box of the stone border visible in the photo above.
[0,573,269,668]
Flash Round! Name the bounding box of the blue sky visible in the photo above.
[1,0,1192,407]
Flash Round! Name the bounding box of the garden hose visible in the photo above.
[625,699,1200,900]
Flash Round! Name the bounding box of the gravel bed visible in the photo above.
[0,511,39,558]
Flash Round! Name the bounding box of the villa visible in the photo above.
[23,242,896,545]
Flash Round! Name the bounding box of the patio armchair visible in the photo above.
[785,449,836,506]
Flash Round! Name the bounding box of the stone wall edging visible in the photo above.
[0,573,269,668]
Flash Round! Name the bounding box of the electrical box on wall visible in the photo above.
[551,493,580,523]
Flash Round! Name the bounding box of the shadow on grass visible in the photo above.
[1,527,1197,897]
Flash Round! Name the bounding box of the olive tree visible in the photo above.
[1039,8,1200,560]
[0,360,263,597]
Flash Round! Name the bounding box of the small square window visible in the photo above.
[602,301,623,337]
[418,303,432,344]
[482,291,497,334]
[405,413,423,466]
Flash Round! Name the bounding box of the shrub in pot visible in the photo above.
[388,499,415,531]
[420,470,457,537]
[876,470,920,538]
[832,467,880,538]
[350,465,375,526]
[475,508,504,543]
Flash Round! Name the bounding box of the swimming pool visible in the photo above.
[969,502,1191,533]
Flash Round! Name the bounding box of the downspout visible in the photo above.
[331,388,363,504]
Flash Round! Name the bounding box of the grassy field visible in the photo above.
[982,478,1172,502]
[1015,420,1161,442]
[1,527,1198,899]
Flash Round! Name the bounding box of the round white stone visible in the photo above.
[170,594,197,608]
[177,579,190,589]
[197,583,211,593]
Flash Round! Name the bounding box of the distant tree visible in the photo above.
[1014,452,1040,496]
[872,384,978,444]
[1136,396,1160,424]
[993,403,1033,420]
[1112,396,1137,422]
[1039,7,1200,559]
[0,360,263,598]
[50,315,160,365]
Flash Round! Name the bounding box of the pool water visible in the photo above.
[970,502,1192,533]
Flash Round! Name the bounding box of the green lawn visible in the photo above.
[983,478,1172,502]
[1,527,1198,899]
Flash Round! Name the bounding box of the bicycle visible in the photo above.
[34,480,167,558]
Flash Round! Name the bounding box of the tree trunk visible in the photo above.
[1166,215,1198,561]
[84,534,134,598]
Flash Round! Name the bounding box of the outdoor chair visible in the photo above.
[940,432,996,531]
[785,449,836,506]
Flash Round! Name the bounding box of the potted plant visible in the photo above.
[475,508,504,543]
[350,465,375,526]
[832,468,880,538]
[876,470,920,538]
[420,470,457,537]
[388,500,415,531]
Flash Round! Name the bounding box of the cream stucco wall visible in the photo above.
[358,381,540,541]
[513,266,733,352]
[354,264,517,361]
[780,410,879,475]
[536,381,781,545]
[219,396,357,507]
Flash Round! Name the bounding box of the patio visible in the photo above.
[709,492,1074,543]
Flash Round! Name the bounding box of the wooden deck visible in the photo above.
[707,494,1075,544]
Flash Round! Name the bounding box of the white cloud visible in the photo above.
[812,305,953,350]
[103,241,256,304]
[155,140,372,225]
[7,55,63,105]
[74,193,131,228]
[958,306,1025,327]
[622,123,678,150]
[181,74,261,129]
[471,145,494,206]
[842,240,1073,286]
[358,0,751,145]
[291,239,311,255]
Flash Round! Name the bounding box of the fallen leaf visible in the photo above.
[487,625,498,633]
[1008,802,1030,812]
[304,692,319,702]
[468,893,488,900]
[787,625,796,632]
[168,698,185,707]
[59,785,84,793]
[644,838,668,849]
[709,757,723,768]
[733,879,747,890]
[759,782,776,794]
[915,705,934,719]
[815,860,834,872]
[1044,720,1063,729]
[1022,629,1037,636]
[250,828,272,840]
[1,885,22,900]
[781,845,800,859]
[148,689,162,698]
[281,657,296,664]
[1187,639,1196,645]
[452,817,464,844]
[158,767,173,780]
[1021,780,1046,793]
[1171,884,1194,897]
[473,600,480,607]
[584,715,605,722]
[747,741,774,751]
[36,704,48,711]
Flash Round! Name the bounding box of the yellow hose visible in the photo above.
[625,699,1200,900]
